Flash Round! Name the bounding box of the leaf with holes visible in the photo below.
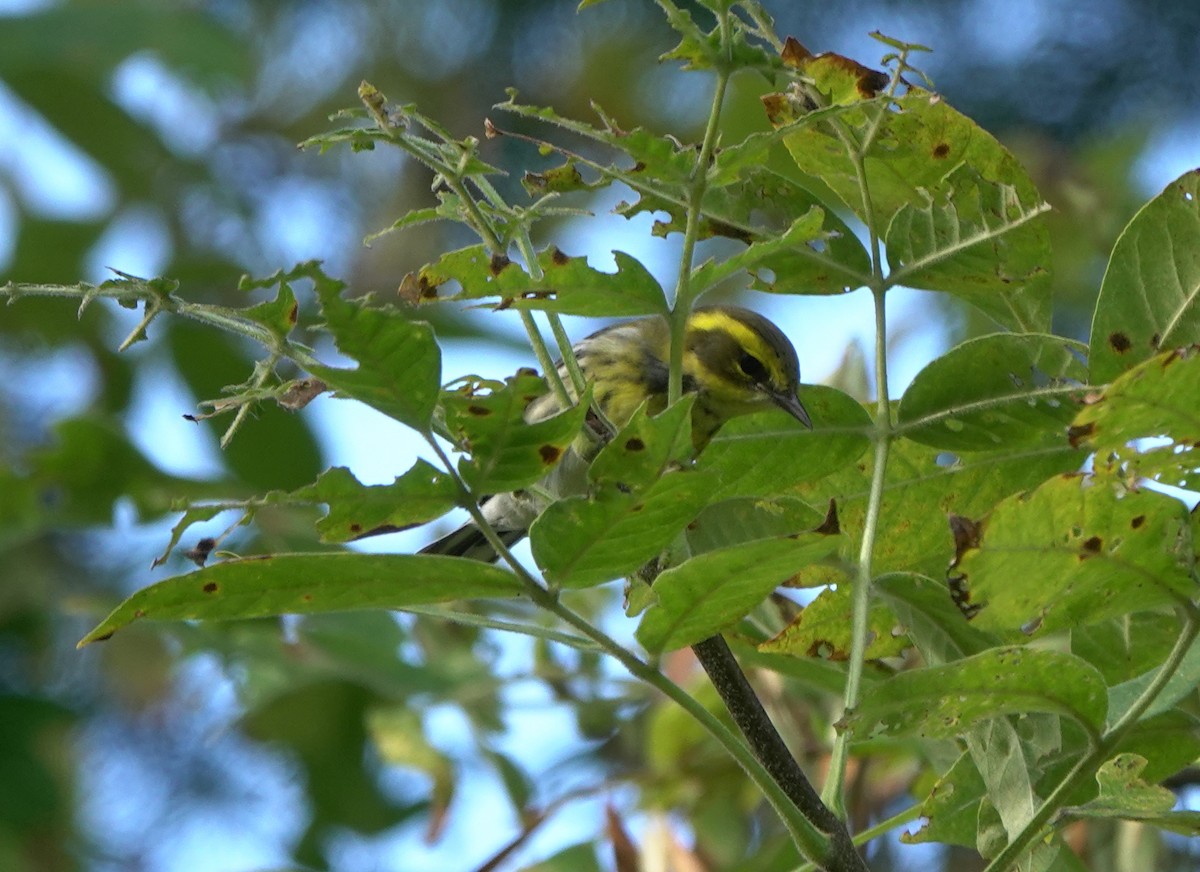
[759,582,909,662]
[288,463,458,542]
[886,166,1051,330]
[1063,754,1200,835]
[956,474,1196,635]
[790,435,1084,583]
[1089,170,1200,384]
[898,333,1087,451]
[305,266,441,432]
[1071,346,1200,489]
[78,554,523,646]
[441,372,590,494]
[417,244,667,316]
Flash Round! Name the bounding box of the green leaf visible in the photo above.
[1089,170,1200,384]
[288,463,458,543]
[1108,711,1200,788]
[698,384,871,500]
[779,90,1045,229]
[886,166,1052,330]
[843,647,1108,738]
[1064,754,1200,835]
[875,573,999,665]
[418,244,667,316]
[639,168,872,294]
[241,278,299,338]
[957,475,1196,635]
[758,582,909,661]
[441,372,590,493]
[530,399,715,588]
[967,720,1045,861]
[1106,630,1200,729]
[303,265,441,432]
[78,554,522,646]
[690,208,827,292]
[685,496,824,554]
[637,534,838,653]
[794,435,1084,582]
[897,334,1088,451]
[1071,613,1185,685]
[1071,345,1200,488]
[902,752,986,848]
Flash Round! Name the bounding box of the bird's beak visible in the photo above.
[771,389,813,430]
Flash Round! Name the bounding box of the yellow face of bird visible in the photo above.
[682,306,811,428]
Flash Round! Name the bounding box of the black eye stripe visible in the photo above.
[738,352,769,382]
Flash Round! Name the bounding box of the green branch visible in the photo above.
[821,114,894,819]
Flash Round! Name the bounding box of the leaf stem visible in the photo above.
[794,802,924,872]
[821,134,893,817]
[667,22,731,405]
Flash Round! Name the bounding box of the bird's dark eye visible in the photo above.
[737,352,769,383]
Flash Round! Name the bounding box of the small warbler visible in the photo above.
[423,305,811,561]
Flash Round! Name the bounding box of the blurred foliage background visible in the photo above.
[2,1,1199,870]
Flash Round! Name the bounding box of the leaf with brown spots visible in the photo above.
[1071,345,1200,488]
[897,333,1087,451]
[417,244,666,316]
[957,475,1196,636]
[1090,170,1200,384]
[532,399,714,588]
[758,583,909,662]
[286,462,458,543]
[78,554,522,646]
[442,372,589,493]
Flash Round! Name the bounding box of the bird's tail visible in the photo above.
[419,523,524,562]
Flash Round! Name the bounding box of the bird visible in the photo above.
[421,305,811,562]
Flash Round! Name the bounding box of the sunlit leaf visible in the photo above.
[1089,170,1200,384]
[685,496,824,554]
[1072,345,1200,488]
[288,462,458,542]
[759,582,909,661]
[793,434,1084,582]
[530,399,714,588]
[957,475,1196,635]
[303,264,442,432]
[698,384,871,500]
[886,166,1052,330]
